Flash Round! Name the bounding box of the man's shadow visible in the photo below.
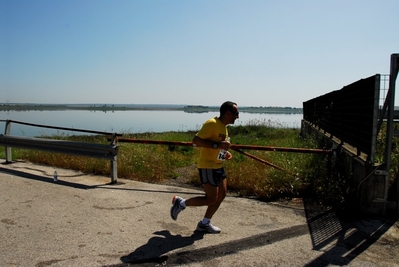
[120,230,204,265]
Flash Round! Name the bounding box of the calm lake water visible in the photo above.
[0,110,303,137]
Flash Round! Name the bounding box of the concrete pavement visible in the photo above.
[0,160,398,267]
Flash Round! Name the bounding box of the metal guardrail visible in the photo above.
[0,119,121,184]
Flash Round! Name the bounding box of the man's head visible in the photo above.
[220,101,239,125]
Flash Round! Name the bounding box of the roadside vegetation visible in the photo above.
[1,119,396,210]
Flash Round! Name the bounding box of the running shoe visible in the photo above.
[196,221,221,233]
[170,195,185,220]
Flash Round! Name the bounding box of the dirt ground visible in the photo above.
[1,160,398,266]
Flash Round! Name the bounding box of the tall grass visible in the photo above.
[3,119,398,214]
[2,120,333,202]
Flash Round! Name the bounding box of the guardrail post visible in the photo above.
[110,133,118,184]
[5,120,12,163]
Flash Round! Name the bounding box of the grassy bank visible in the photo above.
[2,120,398,214]
[1,121,334,201]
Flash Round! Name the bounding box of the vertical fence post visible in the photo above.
[370,75,381,164]
[5,120,12,163]
[110,133,118,184]
[384,54,399,216]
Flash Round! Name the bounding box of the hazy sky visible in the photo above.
[1,0,398,107]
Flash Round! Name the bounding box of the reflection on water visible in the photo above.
[0,110,303,137]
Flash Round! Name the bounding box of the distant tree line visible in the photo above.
[183,105,303,114]
[0,103,303,114]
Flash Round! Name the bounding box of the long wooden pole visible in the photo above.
[115,138,332,155]
[231,148,286,172]
[114,138,332,173]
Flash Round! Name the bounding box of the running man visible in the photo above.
[170,101,239,233]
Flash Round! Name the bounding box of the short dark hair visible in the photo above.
[220,101,237,116]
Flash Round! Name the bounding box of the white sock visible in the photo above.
[201,218,210,225]
[180,199,186,208]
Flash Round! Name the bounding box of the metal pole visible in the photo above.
[5,120,12,163]
[370,75,381,164]
[385,54,399,215]
[3,119,123,136]
[110,133,118,184]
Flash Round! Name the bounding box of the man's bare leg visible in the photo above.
[204,178,227,219]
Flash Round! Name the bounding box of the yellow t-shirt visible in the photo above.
[196,117,228,169]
